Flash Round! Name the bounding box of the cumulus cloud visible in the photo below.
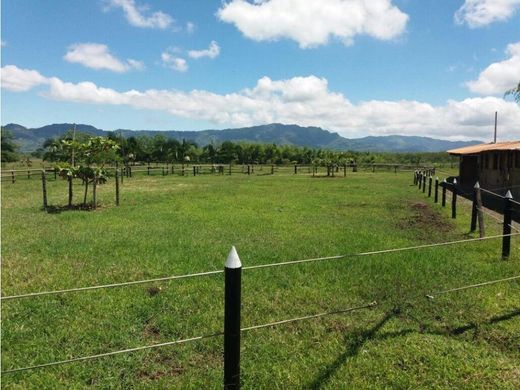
[105,0,173,29]
[455,0,520,28]
[188,41,220,59]
[64,43,144,73]
[0,65,49,92]
[217,0,409,48]
[2,65,519,140]
[466,42,520,95]
[161,51,188,72]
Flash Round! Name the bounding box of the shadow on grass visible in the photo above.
[307,306,520,389]
[307,309,397,389]
[44,203,97,214]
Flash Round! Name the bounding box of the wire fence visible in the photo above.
[3,232,519,301]
[2,170,518,383]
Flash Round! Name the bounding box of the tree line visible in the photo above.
[30,130,457,166]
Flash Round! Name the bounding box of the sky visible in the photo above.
[1,0,520,141]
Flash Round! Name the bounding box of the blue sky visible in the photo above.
[1,0,519,140]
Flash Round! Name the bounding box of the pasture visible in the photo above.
[1,170,519,388]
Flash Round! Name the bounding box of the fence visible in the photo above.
[2,232,519,387]
[413,169,520,258]
[2,163,436,183]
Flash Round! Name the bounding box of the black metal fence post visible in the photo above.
[502,191,513,259]
[428,176,432,197]
[451,179,457,219]
[422,174,426,193]
[224,246,242,389]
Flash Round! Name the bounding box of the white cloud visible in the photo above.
[106,0,173,29]
[161,51,188,72]
[186,22,196,34]
[217,0,409,48]
[466,42,520,95]
[64,43,144,73]
[3,65,520,140]
[455,0,520,28]
[188,41,220,59]
[0,65,49,92]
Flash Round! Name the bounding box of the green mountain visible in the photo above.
[2,122,479,153]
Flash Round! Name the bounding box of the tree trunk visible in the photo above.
[68,176,73,208]
[83,180,89,205]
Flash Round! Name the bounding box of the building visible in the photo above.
[447,141,520,199]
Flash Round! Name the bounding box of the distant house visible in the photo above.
[447,141,520,199]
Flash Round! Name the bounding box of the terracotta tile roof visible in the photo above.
[447,141,520,155]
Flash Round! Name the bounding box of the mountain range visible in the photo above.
[2,123,480,153]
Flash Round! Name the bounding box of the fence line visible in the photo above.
[426,275,520,298]
[3,232,519,302]
[1,332,224,374]
[5,265,516,376]
[1,301,376,374]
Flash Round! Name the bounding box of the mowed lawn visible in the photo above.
[1,169,519,389]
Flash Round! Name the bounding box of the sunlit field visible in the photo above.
[2,170,519,388]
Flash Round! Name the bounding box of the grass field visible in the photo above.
[1,170,519,389]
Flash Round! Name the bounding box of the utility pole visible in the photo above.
[493,111,497,143]
[71,123,77,166]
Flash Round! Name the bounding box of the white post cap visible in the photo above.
[453,178,457,184]
[474,181,480,189]
[505,190,513,199]
[225,246,242,269]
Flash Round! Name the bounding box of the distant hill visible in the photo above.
[2,122,480,153]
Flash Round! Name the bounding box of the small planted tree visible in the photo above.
[54,136,119,210]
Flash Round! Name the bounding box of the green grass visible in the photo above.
[1,170,519,389]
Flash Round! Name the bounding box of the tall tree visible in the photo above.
[1,130,19,162]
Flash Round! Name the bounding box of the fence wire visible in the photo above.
[3,232,520,301]
[426,275,520,298]
[1,301,376,375]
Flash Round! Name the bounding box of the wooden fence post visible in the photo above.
[11,170,15,184]
[147,166,150,176]
[344,164,347,177]
[451,179,457,219]
[470,182,478,232]
[41,170,48,211]
[115,169,120,206]
[475,182,485,238]
[27,170,31,179]
[224,246,242,389]
[442,179,447,207]
[428,176,432,197]
[247,165,251,175]
[271,165,274,175]
[422,173,426,193]
[502,191,513,259]
[434,177,439,203]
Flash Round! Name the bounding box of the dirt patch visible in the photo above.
[397,202,455,240]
